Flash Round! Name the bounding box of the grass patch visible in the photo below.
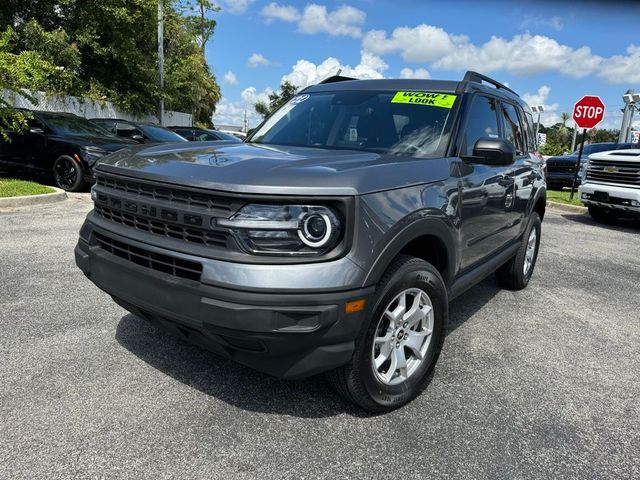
[547,189,584,206]
[0,178,55,198]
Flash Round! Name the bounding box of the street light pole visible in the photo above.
[532,105,545,147]
[619,90,640,143]
[158,0,165,126]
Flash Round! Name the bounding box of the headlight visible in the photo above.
[218,204,342,256]
[579,162,588,182]
[80,146,109,168]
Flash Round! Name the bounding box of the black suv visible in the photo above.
[75,72,546,411]
[168,126,243,143]
[0,110,137,191]
[89,119,189,144]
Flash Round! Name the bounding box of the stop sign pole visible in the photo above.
[570,95,606,200]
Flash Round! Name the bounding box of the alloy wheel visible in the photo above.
[371,288,434,386]
[54,157,78,190]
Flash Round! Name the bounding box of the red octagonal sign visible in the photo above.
[573,95,606,129]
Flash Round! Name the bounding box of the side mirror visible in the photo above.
[131,134,145,143]
[28,127,45,135]
[463,137,515,166]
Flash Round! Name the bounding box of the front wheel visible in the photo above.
[326,255,447,412]
[53,155,86,192]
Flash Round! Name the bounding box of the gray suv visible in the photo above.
[75,71,546,411]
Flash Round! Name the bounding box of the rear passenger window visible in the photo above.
[500,103,525,155]
[462,96,500,155]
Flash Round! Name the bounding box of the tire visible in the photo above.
[588,205,618,223]
[496,212,541,290]
[326,255,447,412]
[53,155,86,192]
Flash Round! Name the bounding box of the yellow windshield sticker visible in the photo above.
[391,91,457,108]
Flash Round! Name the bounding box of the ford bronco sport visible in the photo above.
[75,71,546,411]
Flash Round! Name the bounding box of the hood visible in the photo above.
[95,142,450,195]
[58,134,139,152]
[546,154,579,163]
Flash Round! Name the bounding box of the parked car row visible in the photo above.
[0,109,243,191]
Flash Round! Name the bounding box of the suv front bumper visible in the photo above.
[75,223,373,380]
[579,182,640,213]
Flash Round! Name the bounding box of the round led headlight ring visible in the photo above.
[299,213,333,248]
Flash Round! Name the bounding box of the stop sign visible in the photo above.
[573,95,605,129]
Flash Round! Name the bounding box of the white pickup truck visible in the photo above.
[579,149,640,221]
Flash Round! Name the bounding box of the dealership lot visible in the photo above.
[1,196,639,479]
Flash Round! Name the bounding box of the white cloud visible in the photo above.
[247,53,275,68]
[213,87,273,128]
[363,25,460,63]
[218,0,254,15]
[281,50,387,88]
[241,86,272,104]
[399,67,430,79]
[598,45,640,84]
[522,85,561,126]
[362,24,607,79]
[520,15,564,31]
[260,3,366,38]
[261,2,301,23]
[222,71,238,85]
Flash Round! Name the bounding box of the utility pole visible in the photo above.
[243,109,248,133]
[157,0,165,126]
[571,123,578,152]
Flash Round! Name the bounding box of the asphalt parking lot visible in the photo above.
[1,195,639,479]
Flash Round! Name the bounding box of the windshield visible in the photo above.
[43,114,115,137]
[211,130,243,142]
[140,126,188,142]
[249,90,457,157]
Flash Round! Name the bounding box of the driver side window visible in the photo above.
[462,96,500,156]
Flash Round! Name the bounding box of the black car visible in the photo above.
[0,110,137,191]
[89,119,188,144]
[545,142,636,189]
[76,71,546,411]
[168,126,243,143]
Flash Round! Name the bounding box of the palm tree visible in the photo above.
[561,112,570,128]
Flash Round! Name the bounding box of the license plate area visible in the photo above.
[593,191,610,202]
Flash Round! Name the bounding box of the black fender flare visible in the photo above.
[363,213,457,288]
[529,185,547,218]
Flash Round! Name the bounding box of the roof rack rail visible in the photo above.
[317,74,357,85]
[463,71,518,96]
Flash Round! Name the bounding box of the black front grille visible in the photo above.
[547,160,577,173]
[94,204,228,248]
[95,232,202,281]
[586,159,640,186]
[95,174,234,212]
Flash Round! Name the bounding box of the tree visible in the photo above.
[254,81,298,119]
[0,1,221,121]
[179,0,219,59]
[0,23,80,138]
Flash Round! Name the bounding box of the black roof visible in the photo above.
[90,118,159,127]
[303,70,526,107]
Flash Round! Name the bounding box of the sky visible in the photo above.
[207,0,640,130]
